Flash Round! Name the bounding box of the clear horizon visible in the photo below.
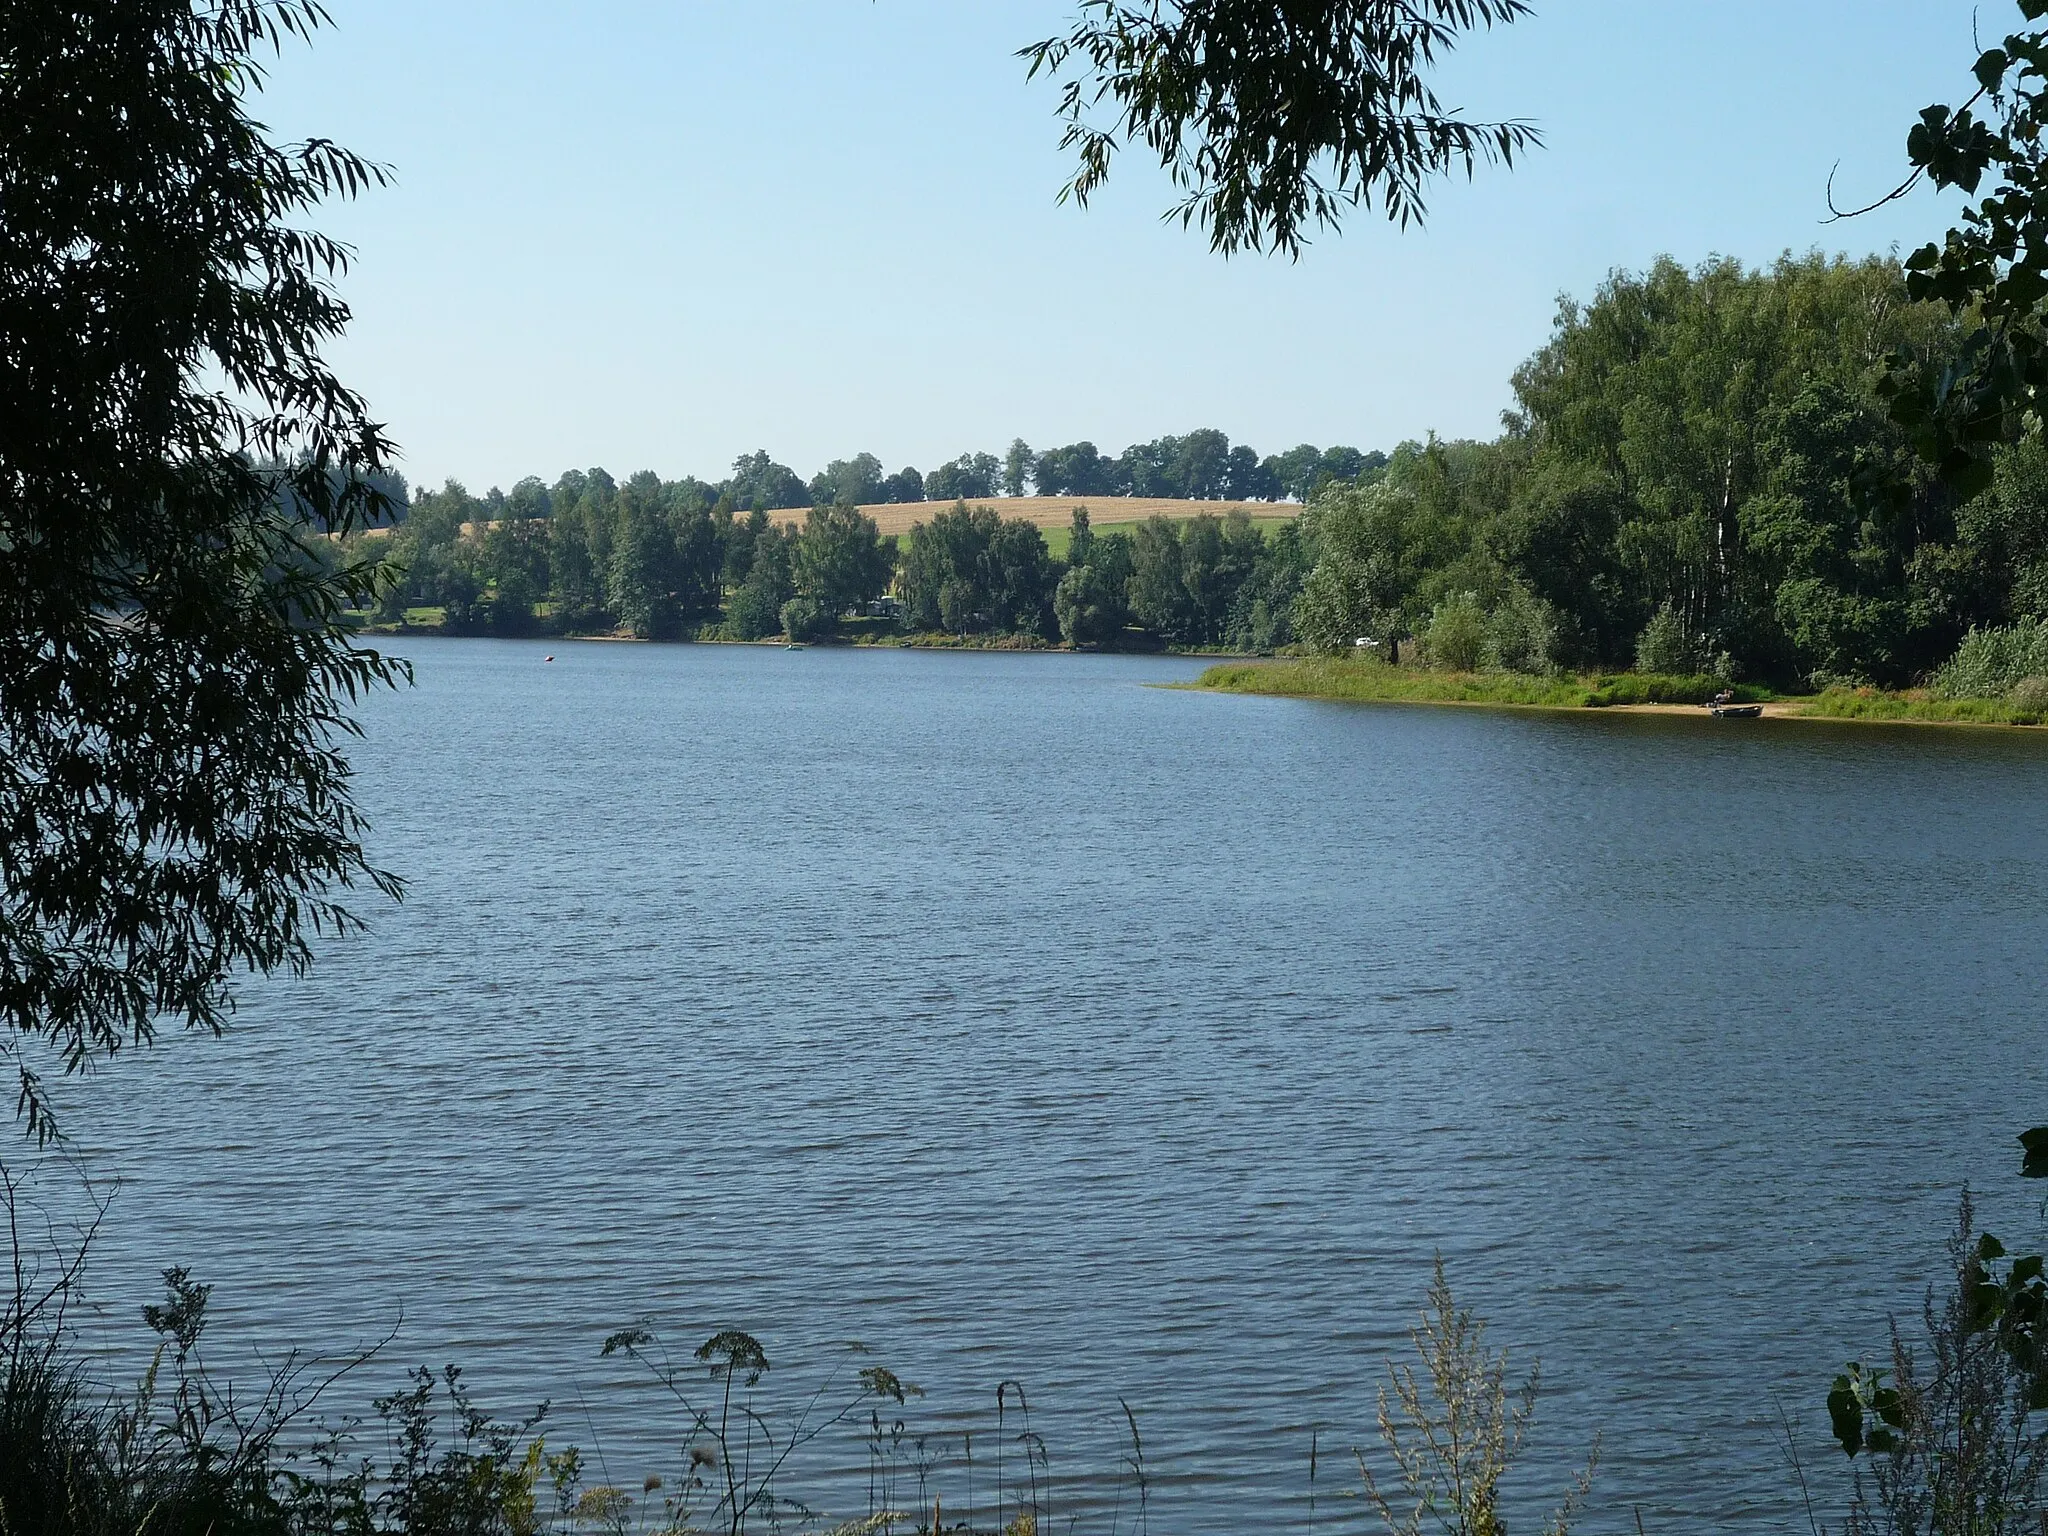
[267,1,1985,492]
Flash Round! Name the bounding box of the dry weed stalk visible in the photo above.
[1357,1255,1596,1536]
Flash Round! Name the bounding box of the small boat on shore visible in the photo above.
[1708,701,1763,719]
[784,642,806,651]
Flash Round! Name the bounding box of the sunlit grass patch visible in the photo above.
[1797,687,2046,725]
[1196,657,1589,707]
[1193,658,1776,710]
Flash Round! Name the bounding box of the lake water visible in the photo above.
[34,639,2048,1532]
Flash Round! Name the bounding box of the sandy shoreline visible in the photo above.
[1599,699,1811,720]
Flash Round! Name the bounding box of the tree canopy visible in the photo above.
[1862,0,2048,494]
[1024,0,1539,255]
[1279,250,2048,689]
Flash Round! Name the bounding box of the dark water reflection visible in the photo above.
[41,640,2048,1532]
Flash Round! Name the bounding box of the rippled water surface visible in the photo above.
[42,640,2048,1532]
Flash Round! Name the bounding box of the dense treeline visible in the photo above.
[1015,432,1376,500]
[1291,251,2048,689]
[341,426,1379,647]
[806,430,1380,505]
[345,471,1318,650]
[369,429,1376,525]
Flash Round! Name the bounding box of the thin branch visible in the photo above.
[1825,83,1990,223]
[1825,160,1927,223]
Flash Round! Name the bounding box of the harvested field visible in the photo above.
[350,495,1301,543]
[759,495,1298,537]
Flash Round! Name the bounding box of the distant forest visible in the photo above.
[367,431,1378,520]
[339,429,1376,651]
[348,489,1319,653]
[339,252,2048,688]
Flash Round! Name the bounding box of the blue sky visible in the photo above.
[264,1,1990,491]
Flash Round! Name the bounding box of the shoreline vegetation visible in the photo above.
[346,616,2048,730]
[348,619,2048,730]
[1193,657,2048,728]
[4,1159,1593,1536]
[8,1180,2039,1535]
[332,256,2048,714]
[350,614,1268,660]
[339,490,1317,656]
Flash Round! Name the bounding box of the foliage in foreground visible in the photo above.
[1833,1199,2048,1536]
[1021,0,1537,256]
[13,1152,2048,1536]
[0,0,406,1140]
[1827,1131,2048,1536]
[1,1188,1591,1536]
[0,1275,936,1536]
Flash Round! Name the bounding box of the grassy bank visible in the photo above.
[1799,686,2048,725]
[1194,657,1776,710]
[1195,656,2048,728]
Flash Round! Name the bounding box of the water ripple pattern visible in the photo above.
[42,640,2048,1532]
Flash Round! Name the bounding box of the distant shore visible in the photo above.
[350,620,1266,660]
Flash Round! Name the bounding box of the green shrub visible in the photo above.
[723,577,784,641]
[1484,585,1562,675]
[1634,602,1704,676]
[1293,550,1389,655]
[778,596,832,643]
[1424,591,1487,671]
[1832,1195,2048,1536]
[1053,562,1128,646]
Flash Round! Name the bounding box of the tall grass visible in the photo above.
[12,1191,2045,1534]
[1796,688,2048,726]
